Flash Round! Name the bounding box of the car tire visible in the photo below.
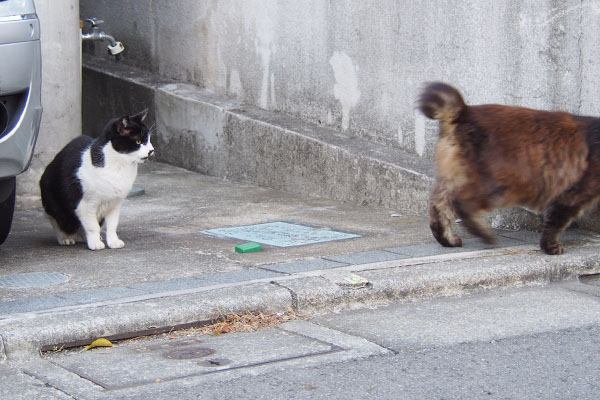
[0,177,16,245]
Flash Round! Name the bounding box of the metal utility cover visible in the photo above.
[0,272,68,288]
[50,328,343,390]
[203,222,361,247]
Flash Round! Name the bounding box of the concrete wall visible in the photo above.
[17,0,82,208]
[80,0,600,160]
[78,0,600,228]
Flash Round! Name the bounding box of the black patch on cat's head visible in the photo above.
[104,109,150,154]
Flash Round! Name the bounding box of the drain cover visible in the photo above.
[165,347,215,360]
[0,272,69,288]
[203,222,361,247]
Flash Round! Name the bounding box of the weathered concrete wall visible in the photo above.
[80,0,600,160]
[82,58,434,214]
[17,0,82,207]
[79,0,600,229]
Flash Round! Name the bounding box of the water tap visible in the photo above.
[81,18,125,59]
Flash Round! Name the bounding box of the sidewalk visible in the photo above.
[1,162,600,360]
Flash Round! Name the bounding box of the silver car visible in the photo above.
[0,0,42,244]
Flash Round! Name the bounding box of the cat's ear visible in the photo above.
[132,108,149,122]
[116,116,132,136]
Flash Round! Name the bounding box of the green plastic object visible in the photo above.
[235,242,263,253]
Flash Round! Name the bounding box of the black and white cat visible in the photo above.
[40,109,154,250]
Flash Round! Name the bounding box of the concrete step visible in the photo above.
[83,55,600,232]
[84,55,433,215]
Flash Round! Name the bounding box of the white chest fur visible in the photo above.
[76,144,138,212]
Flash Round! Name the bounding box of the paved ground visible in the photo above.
[1,161,600,360]
[4,161,433,300]
[2,282,600,399]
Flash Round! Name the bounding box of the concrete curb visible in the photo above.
[281,246,600,312]
[2,243,599,361]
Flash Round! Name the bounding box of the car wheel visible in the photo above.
[0,177,16,245]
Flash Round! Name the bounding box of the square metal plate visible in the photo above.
[202,222,361,247]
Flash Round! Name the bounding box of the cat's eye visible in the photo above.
[136,140,142,145]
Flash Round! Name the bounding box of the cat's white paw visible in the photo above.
[107,238,125,249]
[58,238,76,246]
[87,239,105,251]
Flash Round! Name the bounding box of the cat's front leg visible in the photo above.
[75,200,105,250]
[105,200,125,249]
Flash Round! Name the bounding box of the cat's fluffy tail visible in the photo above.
[418,82,467,125]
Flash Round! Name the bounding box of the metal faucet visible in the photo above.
[81,18,125,60]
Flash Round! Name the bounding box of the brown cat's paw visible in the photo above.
[541,241,564,255]
[433,234,462,247]
[448,236,463,247]
[481,234,497,245]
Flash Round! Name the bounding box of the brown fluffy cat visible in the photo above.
[418,82,599,255]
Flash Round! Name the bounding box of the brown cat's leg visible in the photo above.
[541,178,600,254]
[453,200,496,245]
[541,200,594,255]
[429,183,462,247]
[541,203,580,255]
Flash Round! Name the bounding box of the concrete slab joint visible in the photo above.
[0,335,6,362]
[269,281,299,312]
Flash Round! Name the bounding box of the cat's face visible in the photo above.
[110,109,154,162]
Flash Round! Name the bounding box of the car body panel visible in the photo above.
[0,0,42,178]
[0,0,36,18]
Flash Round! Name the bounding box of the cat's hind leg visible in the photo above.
[104,200,125,249]
[48,217,78,246]
[429,183,463,247]
[41,192,81,246]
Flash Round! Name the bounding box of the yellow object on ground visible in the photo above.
[85,338,113,350]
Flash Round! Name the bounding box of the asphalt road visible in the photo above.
[3,280,600,399]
